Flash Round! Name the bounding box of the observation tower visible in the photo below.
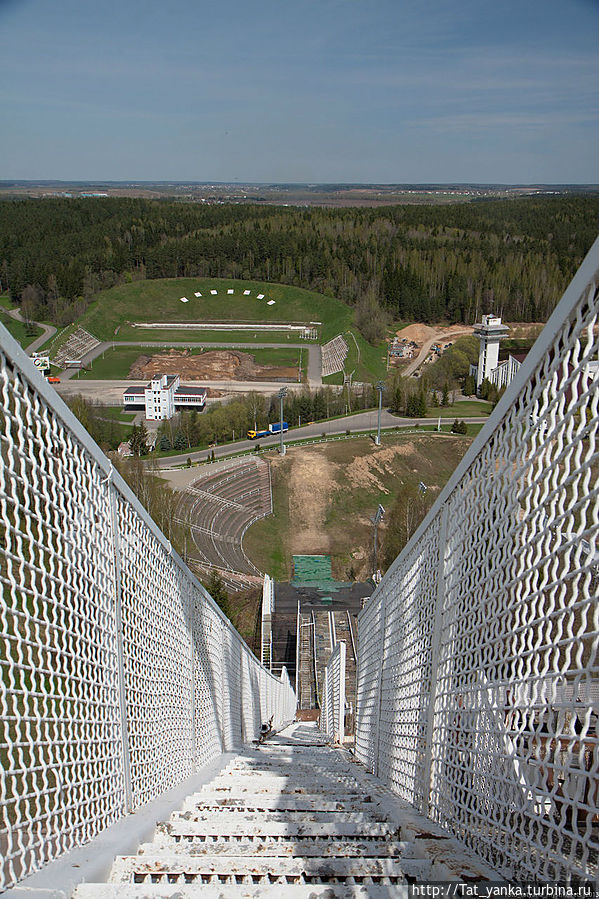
[472,313,509,388]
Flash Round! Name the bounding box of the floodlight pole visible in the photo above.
[375,381,384,446]
[370,503,385,578]
[278,387,287,456]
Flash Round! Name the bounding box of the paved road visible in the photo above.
[155,409,489,470]
[6,308,57,353]
[65,340,322,387]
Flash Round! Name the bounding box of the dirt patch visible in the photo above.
[275,449,336,555]
[395,323,474,347]
[395,324,438,344]
[128,348,297,381]
[344,443,416,494]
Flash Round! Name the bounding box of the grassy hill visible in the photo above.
[76,278,388,381]
[84,278,350,341]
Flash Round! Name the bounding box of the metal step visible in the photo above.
[139,836,416,858]
[109,853,409,883]
[74,883,409,898]
[183,795,382,811]
[172,810,391,826]
[159,820,398,838]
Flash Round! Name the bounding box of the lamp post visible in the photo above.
[277,387,287,456]
[344,370,354,414]
[370,503,385,578]
[375,380,384,446]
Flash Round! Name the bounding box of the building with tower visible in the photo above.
[471,314,509,389]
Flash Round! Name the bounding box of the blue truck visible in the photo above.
[247,422,289,439]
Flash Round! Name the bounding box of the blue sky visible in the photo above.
[1,0,598,182]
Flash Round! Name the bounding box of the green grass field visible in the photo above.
[96,406,137,423]
[425,400,492,417]
[78,345,305,379]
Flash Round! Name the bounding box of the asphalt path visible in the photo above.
[64,340,322,386]
[6,308,57,353]
[155,409,489,470]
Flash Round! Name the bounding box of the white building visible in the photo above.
[472,314,509,389]
[123,374,207,421]
[145,374,178,420]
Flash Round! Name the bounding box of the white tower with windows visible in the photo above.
[473,314,509,389]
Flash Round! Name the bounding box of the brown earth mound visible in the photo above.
[127,348,297,381]
[395,323,474,346]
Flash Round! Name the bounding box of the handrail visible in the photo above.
[0,322,296,891]
[356,236,599,882]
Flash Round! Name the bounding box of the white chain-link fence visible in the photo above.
[0,327,296,891]
[356,237,599,882]
[321,641,346,743]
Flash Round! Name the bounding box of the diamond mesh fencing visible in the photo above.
[0,329,296,891]
[356,238,599,882]
[320,641,346,743]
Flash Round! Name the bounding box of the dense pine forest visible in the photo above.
[1,196,597,334]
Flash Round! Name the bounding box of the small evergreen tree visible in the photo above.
[204,572,231,618]
[129,422,148,456]
[464,374,477,396]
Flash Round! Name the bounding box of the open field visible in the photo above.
[244,432,472,582]
[96,406,137,423]
[78,345,306,380]
[425,401,492,417]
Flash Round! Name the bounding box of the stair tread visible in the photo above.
[138,838,416,857]
[110,853,410,878]
[75,884,409,898]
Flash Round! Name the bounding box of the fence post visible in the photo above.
[108,485,133,814]
[421,503,449,818]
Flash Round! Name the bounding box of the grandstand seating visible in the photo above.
[321,334,348,376]
[53,328,100,367]
[176,458,272,591]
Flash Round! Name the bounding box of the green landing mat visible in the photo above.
[292,554,334,584]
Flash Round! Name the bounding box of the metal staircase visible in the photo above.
[298,614,317,709]
[73,722,477,897]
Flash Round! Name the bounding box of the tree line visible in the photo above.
[1,196,597,338]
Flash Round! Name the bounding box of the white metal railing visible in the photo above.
[356,236,599,882]
[321,641,346,744]
[261,574,274,668]
[0,327,296,892]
